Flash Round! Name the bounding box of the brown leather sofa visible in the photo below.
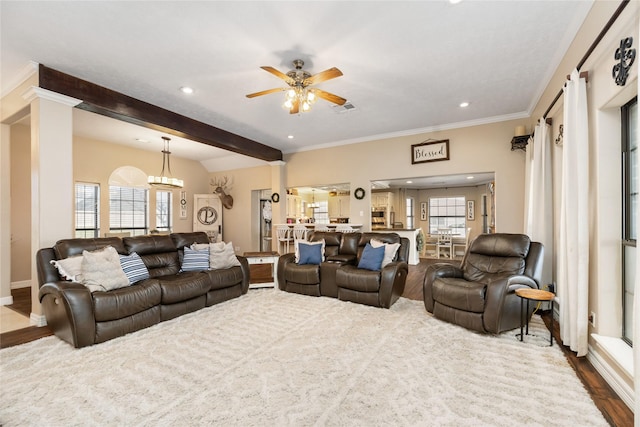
[423,233,544,334]
[36,232,249,348]
[277,231,409,308]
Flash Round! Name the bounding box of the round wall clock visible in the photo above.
[354,187,366,200]
[271,192,280,203]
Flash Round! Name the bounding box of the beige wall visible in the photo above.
[74,136,211,235]
[219,118,527,253]
[10,124,31,283]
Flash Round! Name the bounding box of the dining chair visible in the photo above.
[436,228,453,258]
[452,227,472,259]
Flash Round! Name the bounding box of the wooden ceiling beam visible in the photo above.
[38,64,282,162]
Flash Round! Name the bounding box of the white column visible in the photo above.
[22,87,81,325]
[269,160,286,252]
[0,124,12,305]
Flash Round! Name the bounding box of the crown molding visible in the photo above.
[0,61,38,98]
[21,86,82,107]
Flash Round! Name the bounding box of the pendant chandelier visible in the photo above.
[148,136,184,188]
[308,189,320,208]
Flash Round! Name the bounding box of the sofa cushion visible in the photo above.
[204,266,244,291]
[298,241,324,265]
[54,237,127,259]
[357,243,385,271]
[158,272,211,304]
[50,255,84,281]
[78,246,130,292]
[93,279,162,322]
[432,277,486,313]
[181,247,210,272]
[336,266,381,292]
[119,252,150,284]
[295,239,325,263]
[284,263,321,285]
[370,239,400,267]
[209,242,241,269]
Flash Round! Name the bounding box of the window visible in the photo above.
[109,186,148,236]
[156,190,172,232]
[622,97,637,345]
[75,183,100,238]
[313,201,330,224]
[406,197,414,229]
[428,196,466,236]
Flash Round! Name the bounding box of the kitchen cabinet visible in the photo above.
[329,195,350,218]
[286,195,302,218]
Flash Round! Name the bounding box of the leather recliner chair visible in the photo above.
[423,233,544,334]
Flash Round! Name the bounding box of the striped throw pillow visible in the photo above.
[181,246,210,272]
[119,252,150,284]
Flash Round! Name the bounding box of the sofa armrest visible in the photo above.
[235,256,251,294]
[422,263,464,312]
[378,261,409,308]
[277,253,297,291]
[38,281,96,348]
[483,274,539,334]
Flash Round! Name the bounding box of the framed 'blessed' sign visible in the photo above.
[411,139,450,164]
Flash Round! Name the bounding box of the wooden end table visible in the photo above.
[515,288,554,346]
[243,252,279,289]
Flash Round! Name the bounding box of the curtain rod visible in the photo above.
[542,0,630,119]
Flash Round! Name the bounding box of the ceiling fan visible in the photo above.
[246,59,346,114]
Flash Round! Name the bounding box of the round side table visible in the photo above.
[515,288,555,346]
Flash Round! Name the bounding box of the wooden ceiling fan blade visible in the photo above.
[290,98,300,114]
[304,67,343,85]
[261,66,295,85]
[312,89,347,105]
[246,88,285,98]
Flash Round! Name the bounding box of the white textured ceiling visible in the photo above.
[1,1,593,173]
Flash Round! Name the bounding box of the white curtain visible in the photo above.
[558,69,589,357]
[525,121,553,286]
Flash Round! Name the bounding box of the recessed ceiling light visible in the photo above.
[449,0,462,4]
[406,180,413,184]
[287,135,294,139]
[459,102,470,108]
[179,86,194,94]
[466,176,474,180]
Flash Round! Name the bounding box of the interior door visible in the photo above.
[193,194,222,242]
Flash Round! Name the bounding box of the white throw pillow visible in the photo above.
[50,255,84,281]
[209,241,241,269]
[78,246,130,292]
[370,239,401,268]
[294,239,325,263]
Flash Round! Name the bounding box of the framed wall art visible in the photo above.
[467,200,475,221]
[420,202,427,221]
[411,139,450,164]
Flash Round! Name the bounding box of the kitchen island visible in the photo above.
[371,228,421,265]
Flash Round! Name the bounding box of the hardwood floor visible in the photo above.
[1,260,633,426]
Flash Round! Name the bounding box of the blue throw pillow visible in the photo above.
[181,246,210,272]
[119,252,150,284]
[357,243,386,271]
[298,242,323,265]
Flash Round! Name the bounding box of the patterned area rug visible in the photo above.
[1,290,607,426]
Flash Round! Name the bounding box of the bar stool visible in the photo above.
[276,225,293,253]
